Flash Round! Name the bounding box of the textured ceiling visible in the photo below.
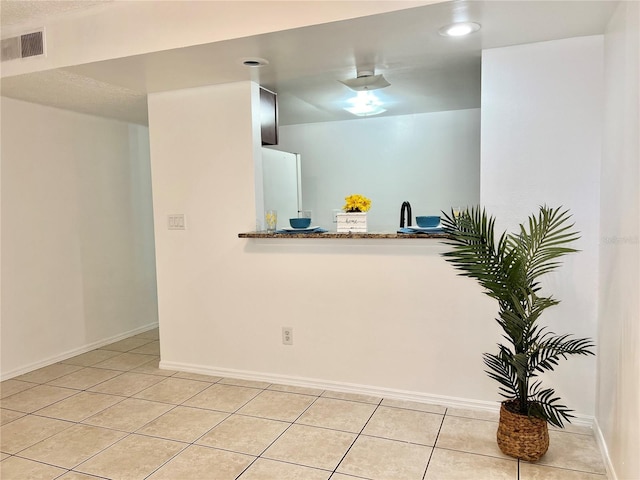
[0,0,111,27]
[1,69,148,124]
[0,0,141,124]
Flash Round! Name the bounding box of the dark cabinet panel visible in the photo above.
[260,87,278,146]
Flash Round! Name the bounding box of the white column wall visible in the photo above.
[597,2,640,479]
[1,97,158,378]
[480,36,604,418]
[148,81,503,408]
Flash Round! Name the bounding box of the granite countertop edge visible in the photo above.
[238,231,449,239]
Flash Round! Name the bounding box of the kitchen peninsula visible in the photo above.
[238,231,449,239]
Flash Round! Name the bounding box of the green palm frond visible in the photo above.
[510,206,580,286]
[528,332,595,375]
[441,205,594,426]
[441,208,514,303]
[483,350,518,398]
[528,383,575,428]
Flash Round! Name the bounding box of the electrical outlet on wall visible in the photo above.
[282,327,293,345]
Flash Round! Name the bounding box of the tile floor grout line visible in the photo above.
[232,390,325,479]
[70,431,134,478]
[243,392,338,478]
[421,407,447,480]
[433,445,521,463]
[86,370,169,396]
[328,396,384,479]
[184,405,235,455]
[10,421,126,475]
[4,382,81,405]
[444,413,503,424]
[124,380,255,480]
[139,436,191,480]
[125,372,200,404]
[9,453,77,477]
[0,381,40,400]
[125,384,221,435]
[5,414,78,457]
[78,429,189,480]
[522,462,610,477]
[46,368,121,392]
[177,408,231,448]
[27,394,130,427]
[237,457,335,479]
[168,380,311,479]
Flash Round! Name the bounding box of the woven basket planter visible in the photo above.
[497,400,549,461]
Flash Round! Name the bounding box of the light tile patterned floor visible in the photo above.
[0,328,607,479]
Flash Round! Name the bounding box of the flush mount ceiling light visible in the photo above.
[344,91,387,117]
[340,68,390,116]
[438,22,481,37]
[339,70,391,92]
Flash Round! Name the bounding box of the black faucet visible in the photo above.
[400,201,412,228]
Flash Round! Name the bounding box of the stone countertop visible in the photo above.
[238,231,449,239]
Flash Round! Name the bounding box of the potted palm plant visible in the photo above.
[440,205,595,461]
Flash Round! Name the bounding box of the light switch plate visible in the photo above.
[168,214,186,230]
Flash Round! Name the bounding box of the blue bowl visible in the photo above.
[416,215,440,228]
[289,217,311,229]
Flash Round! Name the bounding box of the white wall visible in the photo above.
[597,2,640,479]
[148,81,502,408]
[481,36,604,418]
[1,97,158,379]
[277,109,480,231]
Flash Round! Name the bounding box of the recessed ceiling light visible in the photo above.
[438,22,481,37]
[241,57,269,67]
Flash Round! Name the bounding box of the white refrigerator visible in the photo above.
[260,147,302,230]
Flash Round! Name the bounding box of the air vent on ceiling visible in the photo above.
[1,29,44,62]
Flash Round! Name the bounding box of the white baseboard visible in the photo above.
[161,361,600,430]
[593,417,617,480]
[1,322,159,381]
[160,360,494,412]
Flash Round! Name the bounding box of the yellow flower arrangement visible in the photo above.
[342,194,371,213]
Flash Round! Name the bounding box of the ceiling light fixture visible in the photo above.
[340,70,390,92]
[340,68,390,116]
[438,22,481,37]
[344,91,387,117]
